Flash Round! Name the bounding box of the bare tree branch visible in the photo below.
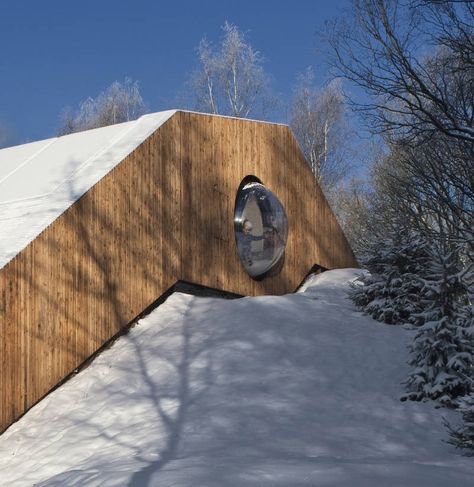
[326,0,474,143]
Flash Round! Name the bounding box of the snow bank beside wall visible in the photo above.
[0,269,471,487]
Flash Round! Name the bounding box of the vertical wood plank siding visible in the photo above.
[0,112,357,433]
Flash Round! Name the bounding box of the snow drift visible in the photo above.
[0,269,472,486]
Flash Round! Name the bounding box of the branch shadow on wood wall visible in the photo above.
[0,113,357,484]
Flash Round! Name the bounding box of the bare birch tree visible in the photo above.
[58,78,148,135]
[331,177,373,256]
[189,22,274,119]
[289,69,352,195]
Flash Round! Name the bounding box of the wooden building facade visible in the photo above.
[0,111,356,433]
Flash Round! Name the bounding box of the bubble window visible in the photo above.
[234,180,288,278]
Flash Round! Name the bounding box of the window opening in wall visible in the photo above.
[234,180,288,279]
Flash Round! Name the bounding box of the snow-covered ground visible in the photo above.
[0,269,472,486]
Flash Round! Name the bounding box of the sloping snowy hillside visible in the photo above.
[0,269,472,486]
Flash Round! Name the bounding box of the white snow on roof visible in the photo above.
[0,110,176,269]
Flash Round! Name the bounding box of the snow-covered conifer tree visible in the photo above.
[350,230,431,325]
[403,249,474,407]
[446,392,474,455]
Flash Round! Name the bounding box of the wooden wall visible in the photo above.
[0,111,356,433]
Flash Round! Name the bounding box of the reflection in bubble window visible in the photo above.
[234,181,288,278]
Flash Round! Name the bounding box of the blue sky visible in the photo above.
[1,0,350,144]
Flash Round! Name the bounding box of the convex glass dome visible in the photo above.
[234,181,288,278]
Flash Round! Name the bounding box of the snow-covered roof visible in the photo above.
[0,110,176,270]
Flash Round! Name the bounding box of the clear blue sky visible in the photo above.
[1,0,350,144]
